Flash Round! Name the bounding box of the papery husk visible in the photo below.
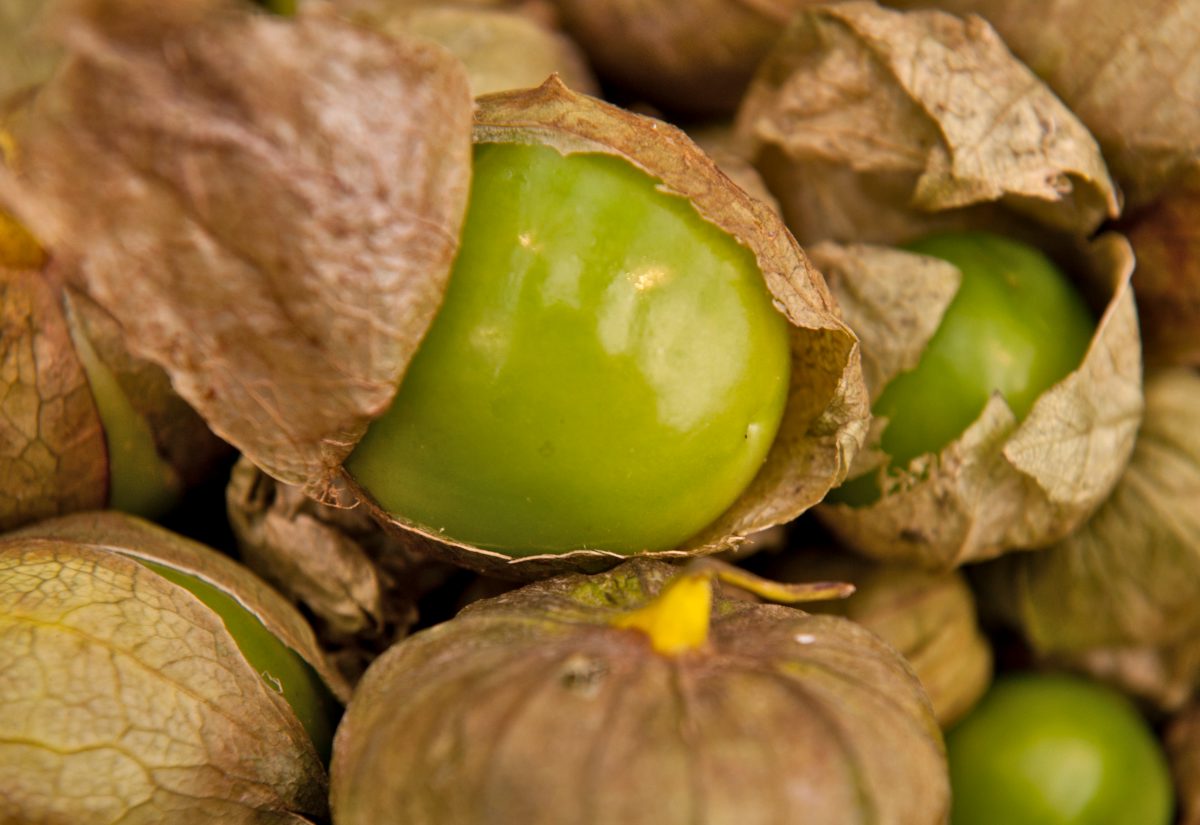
[358,5,597,97]
[227,455,457,685]
[331,558,949,825]
[688,124,783,217]
[551,0,827,116]
[1054,638,1200,714]
[0,513,340,824]
[1169,702,1200,825]
[734,2,1120,247]
[1124,185,1200,367]
[883,0,1200,209]
[814,234,1143,568]
[763,547,992,727]
[346,77,869,579]
[0,0,474,502]
[977,368,1200,652]
[0,0,61,102]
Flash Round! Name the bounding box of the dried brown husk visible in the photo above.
[331,558,949,825]
[763,547,992,727]
[358,5,598,97]
[0,511,344,824]
[688,123,783,216]
[551,0,826,117]
[814,234,1143,568]
[0,0,475,501]
[977,368,1200,652]
[1124,185,1200,367]
[346,78,869,578]
[1052,638,1200,714]
[0,0,61,102]
[1169,702,1200,825]
[227,455,458,685]
[734,2,1120,247]
[883,0,1200,209]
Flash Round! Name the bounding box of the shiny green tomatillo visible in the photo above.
[347,143,792,556]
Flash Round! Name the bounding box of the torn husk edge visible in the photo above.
[815,233,1143,569]
[0,0,475,502]
[343,77,870,579]
[0,527,329,823]
[976,368,1200,653]
[733,1,1119,246]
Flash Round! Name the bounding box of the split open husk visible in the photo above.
[342,78,869,577]
[734,1,1120,247]
[977,368,1200,652]
[331,558,949,825]
[1170,702,1200,825]
[0,510,346,824]
[813,234,1142,568]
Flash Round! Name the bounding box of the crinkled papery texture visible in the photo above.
[734,2,1119,246]
[0,263,107,531]
[0,0,473,500]
[0,0,61,101]
[1125,186,1200,367]
[767,547,991,727]
[551,0,828,116]
[815,235,1143,568]
[885,0,1200,209]
[348,78,870,579]
[1050,639,1200,714]
[331,559,949,825]
[977,369,1200,652]
[1170,703,1200,825]
[0,539,327,824]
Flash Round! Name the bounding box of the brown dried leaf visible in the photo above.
[0,263,107,531]
[817,234,1143,568]
[886,0,1200,208]
[736,2,1119,244]
[978,368,1200,652]
[352,78,869,579]
[332,559,949,825]
[1170,703,1200,825]
[0,537,326,824]
[0,0,474,499]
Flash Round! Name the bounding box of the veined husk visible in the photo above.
[0,510,346,824]
[343,77,869,578]
[1053,638,1200,714]
[352,4,598,97]
[813,234,1142,568]
[762,547,991,727]
[550,0,826,116]
[1169,702,1200,825]
[0,0,475,502]
[227,455,458,685]
[734,1,1120,248]
[688,124,783,217]
[882,0,1200,210]
[1123,185,1200,367]
[331,558,949,825]
[977,368,1200,652]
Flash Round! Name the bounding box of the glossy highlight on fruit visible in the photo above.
[347,142,792,556]
[947,673,1174,825]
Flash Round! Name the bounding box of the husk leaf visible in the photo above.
[551,0,828,116]
[1053,638,1200,714]
[349,77,869,578]
[883,0,1200,209]
[977,368,1200,652]
[735,2,1119,246]
[817,234,1142,568]
[227,455,455,685]
[331,558,949,825]
[764,547,992,727]
[0,261,108,530]
[0,0,474,501]
[0,533,328,823]
[1169,702,1200,825]
[1124,185,1200,367]
[0,0,61,103]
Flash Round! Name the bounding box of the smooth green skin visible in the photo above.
[947,674,1174,825]
[136,560,341,766]
[347,143,792,556]
[834,232,1094,505]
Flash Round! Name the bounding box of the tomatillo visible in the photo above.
[835,231,1093,504]
[946,673,1174,825]
[346,143,792,556]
